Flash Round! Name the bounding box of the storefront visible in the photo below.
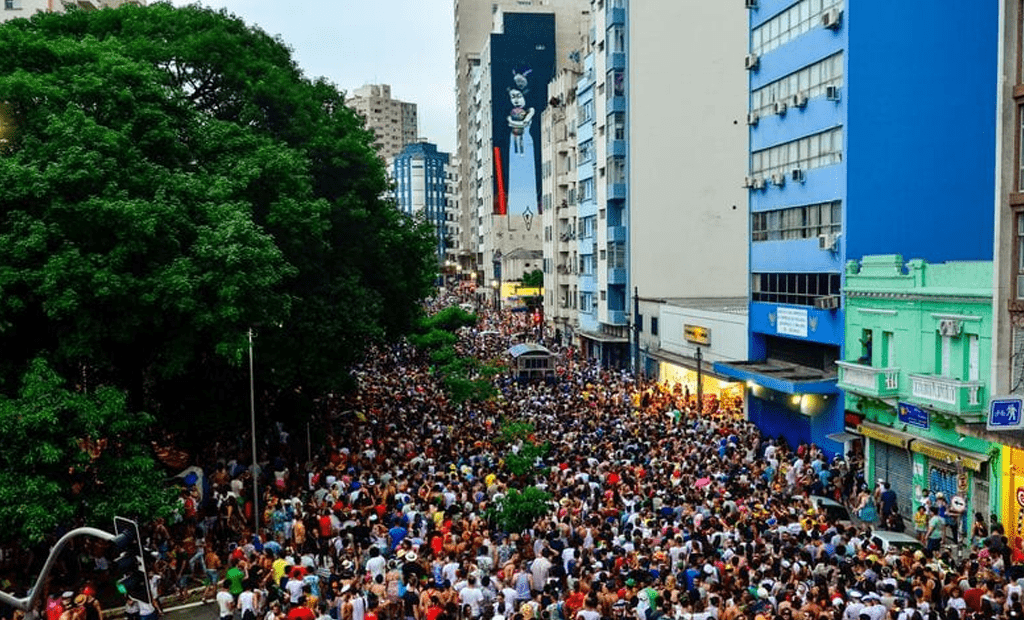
[860,421,916,520]
[656,357,744,413]
[1002,446,1024,550]
[862,418,993,535]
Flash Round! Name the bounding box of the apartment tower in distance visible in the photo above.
[454,0,589,280]
[714,1,997,458]
[1,0,143,22]
[391,141,452,264]
[346,84,418,162]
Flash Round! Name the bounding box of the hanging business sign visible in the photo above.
[684,324,711,346]
[988,396,1024,431]
[897,401,930,430]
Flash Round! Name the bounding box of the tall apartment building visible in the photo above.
[444,155,462,265]
[454,0,589,281]
[391,141,451,264]
[1,0,142,21]
[346,84,418,163]
[994,0,1024,402]
[541,68,581,345]
[570,0,747,369]
[714,1,997,457]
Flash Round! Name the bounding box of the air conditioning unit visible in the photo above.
[822,8,843,30]
[939,319,963,336]
[818,232,838,251]
[771,173,786,187]
[744,53,760,71]
[774,101,788,116]
[791,92,808,109]
[752,177,767,190]
[814,295,841,310]
[826,85,841,101]
[747,111,760,126]
[744,0,758,8]
[743,176,755,188]
[791,168,805,183]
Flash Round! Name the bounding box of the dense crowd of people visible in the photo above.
[33,293,1024,620]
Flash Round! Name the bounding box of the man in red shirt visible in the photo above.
[286,598,316,620]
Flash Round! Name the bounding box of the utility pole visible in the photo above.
[695,346,703,415]
[633,286,641,383]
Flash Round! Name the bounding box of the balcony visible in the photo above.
[607,182,626,200]
[607,266,627,284]
[836,361,900,399]
[907,374,986,420]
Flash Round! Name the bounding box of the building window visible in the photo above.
[1017,213,1024,299]
[579,139,594,164]
[751,127,843,178]
[4,0,22,8]
[751,272,841,306]
[637,314,644,332]
[1019,107,1024,191]
[940,334,952,376]
[752,0,844,57]
[751,201,842,241]
[578,99,594,125]
[580,178,595,202]
[600,290,607,301]
[610,70,625,98]
[610,25,625,53]
[651,317,659,336]
[611,112,625,141]
[751,53,844,118]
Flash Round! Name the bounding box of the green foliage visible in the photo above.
[0,4,437,433]
[443,375,497,405]
[495,420,535,445]
[0,358,174,544]
[419,306,478,334]
[521,269,543,288]
[407,330,457,352]
[502,441,550,478]
[488,486,552,534]
[429,345,457,367]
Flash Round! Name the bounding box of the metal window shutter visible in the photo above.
[874,442,913,519]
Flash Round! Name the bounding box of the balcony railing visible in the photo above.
[908,373,985,419]
[836,361,900,398]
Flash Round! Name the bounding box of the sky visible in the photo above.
[167,0,457,153]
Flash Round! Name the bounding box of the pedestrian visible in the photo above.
[218,579,236,620]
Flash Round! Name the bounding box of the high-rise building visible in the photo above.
[714,1,997,457]
[541,67,581,345]
[0,0,142,22]
[391,141,451,264]
[569,0,748,369]
[346,84,418,163]
[993,0,1024,402]
[454,0,589,281]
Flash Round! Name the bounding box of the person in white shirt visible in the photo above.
[460,577,485,618]
[216,580,235,620]
[238,585,259,620]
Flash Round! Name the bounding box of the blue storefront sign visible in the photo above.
[898,402,929,430]
[988,397,1024,431]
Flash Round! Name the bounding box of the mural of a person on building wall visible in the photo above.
[508,68,534,154]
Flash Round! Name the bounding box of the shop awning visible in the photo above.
[650,348,737,382]
[827,431,859,444]
[911,438,986,472]
[577,330,628,343]
[858,420,917,449]
[713,359,839,395]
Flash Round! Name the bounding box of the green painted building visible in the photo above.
[838,255,998,530]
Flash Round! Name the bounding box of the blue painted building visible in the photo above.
[715,0,997,457]
[392,141,451,263]
[575,0,631,369]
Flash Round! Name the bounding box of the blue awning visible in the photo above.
[713,360,840,395]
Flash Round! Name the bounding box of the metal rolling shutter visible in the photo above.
[874,442,913,519]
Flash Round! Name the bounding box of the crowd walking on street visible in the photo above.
[27,294,1024,620]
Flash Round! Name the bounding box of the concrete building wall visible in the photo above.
[0,0,142,22]
[993,0,1022,396]
[347,84,419,163]
[628,0,748,300]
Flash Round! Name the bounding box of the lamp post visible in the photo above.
[492,250,502,313]
[695,346,703,415]
[248,328,259,538]
[491,280,501,312]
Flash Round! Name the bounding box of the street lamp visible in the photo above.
[491,279,501,312]
[248,328,259,538]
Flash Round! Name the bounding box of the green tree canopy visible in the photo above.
[0,3,437,439]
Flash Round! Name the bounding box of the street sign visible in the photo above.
[988,396,1024,430]
[897,402,930,430]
